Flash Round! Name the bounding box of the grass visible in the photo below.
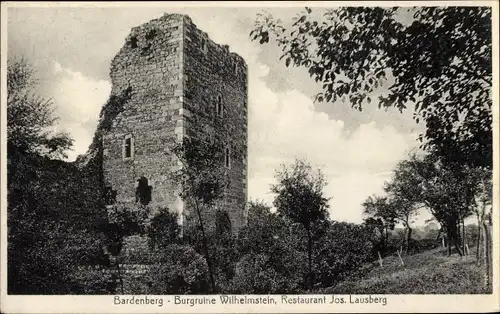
[323,247,491,294]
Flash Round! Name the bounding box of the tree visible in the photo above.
[271,158,329,291]
[314,222,373,288]
[232,201,306,293]
[469,167,492,259]
[362,196,397,256]
[467,167,493,287]
[147,208,182,250]
[7,57,72,159]
[7,57,112,294]
[250,7,492,168]
[382,155,427,254]
[141,244,210,294]
[238,201,302,259]
[170,116,230,293]
[388,153,480,257]
[188,209,240,293]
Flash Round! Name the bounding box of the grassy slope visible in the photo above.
[324,248,491,294]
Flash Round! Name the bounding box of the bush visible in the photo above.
[314,222,373,288]
[230,251,306,294]
[69,266,117,294]
[182,214,241,293]
[142,244,210,294]
[230,203,307,293]
[147,208,181,250]
[411,238,441,253]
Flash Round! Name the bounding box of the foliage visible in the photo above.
[7,156,110,294]
[272,159,330,227]
[271,158,330,291]
[7,57,113,294]
[142,244,210,294]
[314,222,373,288]
[181,212,240,293]
[98,87,133,132]
[231,251,306,294]
[211,211,240,292]
[147,208,182,250]
[107,204,150,237]
[69,266,117,295]
[387,153,485,256]
[170,114,231,293]
[363,154,425,254]
[384,161,423,228]
[238,201,291,256]
[7,57,73,159]
[250,7,492,168]
[363,196,398,228]
[362,196,397,256]
[231,202,306,293]
[171,116,229,210]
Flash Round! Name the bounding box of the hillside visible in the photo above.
[324,248,490,294]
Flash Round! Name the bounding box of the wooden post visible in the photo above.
[397,249,405,266]
[377,251,383,267]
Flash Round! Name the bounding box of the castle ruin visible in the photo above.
[100,13,248,233]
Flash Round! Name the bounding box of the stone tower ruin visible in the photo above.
[101,13,248,232]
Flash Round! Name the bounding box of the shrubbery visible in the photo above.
[126,201,377,294]
[314,222,373,288]
[143,244,210,294]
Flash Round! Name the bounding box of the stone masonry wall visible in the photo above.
[103,14,185,221]
[102,13,248,237]
[182,16,248,232]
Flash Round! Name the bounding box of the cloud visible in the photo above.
[50,61,111,160]
[175,8,421,222]
[11,8,421,224]
[247,73,419,223]
[183,9,421,223]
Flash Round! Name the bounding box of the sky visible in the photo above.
[6,4,433,225]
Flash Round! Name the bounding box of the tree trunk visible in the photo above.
[482,221,492,289]
[306,227,313,291]
[383,226,389,257]
[461,218,467,256]
[406,227,413,255]
[476,214,482,262]
[447,229,452,256]
[450,222,464,257]
[194,201,216,293]
[402,228,407,253]
[116,260,124,294]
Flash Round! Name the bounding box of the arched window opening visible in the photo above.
[216,93,224,117]
[123,134,134,159]
[129,36,138,49]
[136,176,152,206]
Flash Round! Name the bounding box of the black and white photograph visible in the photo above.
[1,1,498,312]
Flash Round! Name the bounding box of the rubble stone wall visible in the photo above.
[182,16,248,232]
[102,13,248,233]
